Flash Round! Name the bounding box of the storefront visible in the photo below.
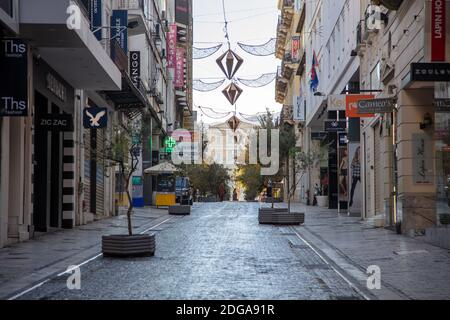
[33,58,75,231]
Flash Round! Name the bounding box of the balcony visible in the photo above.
[278,0,294,31]
[19,0,121,90]
[275,66,288,104]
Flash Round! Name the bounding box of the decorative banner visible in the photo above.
[37,114,74,132]
[237,73,276,88]
[89,0,103,41]
[111,10,128,53]
[174,47,186,88]
[0,38,28,117]
[357,98,395,114]
[216,49,244,80]
[346,94,374,118]
[293,95,305,121]
[167,24,177,68]
[431,0,446,61]
[348,143,362,215]
[193,44,223,59]
[292,36,300,63]
[412,133,434,184]
[130,51,140,89]
[325,120,347,132]
[83,107,107,129]
[237,38,276,56]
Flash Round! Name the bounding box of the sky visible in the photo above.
[193,0,282,124]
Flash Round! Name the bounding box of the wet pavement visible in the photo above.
[16,202,363,300]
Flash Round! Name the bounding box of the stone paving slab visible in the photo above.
[0,207,169,299]
[286,202,450,300]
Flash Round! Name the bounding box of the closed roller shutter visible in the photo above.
[84,128,91,214]
[96,129,105,215]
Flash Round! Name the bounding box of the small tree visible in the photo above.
[106,112,151,236]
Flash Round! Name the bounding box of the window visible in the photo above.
[370,62,381,90]
[0,0,12,16]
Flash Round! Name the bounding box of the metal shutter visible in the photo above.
[374,122,383,215]
[83,128,91,214]
[96,129,105,215]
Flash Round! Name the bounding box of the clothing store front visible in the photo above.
[33,58,75,231]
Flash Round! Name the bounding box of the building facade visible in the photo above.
[0,0,190,248]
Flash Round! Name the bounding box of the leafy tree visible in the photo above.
[182,163,230,199]
[105,112,151,236]
[236,164,264,200]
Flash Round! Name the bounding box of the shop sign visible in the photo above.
[0,39,28,117]
[357,98,395,114]
[83,107,107,129]
[346,94,374,118]
[328,94,346,111]
[431,0,446,61]
[110,10,128,54]
[325,120,346,132]
[37,114,74,132]
[167,25,177,69]
[90,0,103,41]
[130,51,140,89]
[435,98,450,111]
[175,0,189,25]
[293,95,305,121]
[411,63,450,82]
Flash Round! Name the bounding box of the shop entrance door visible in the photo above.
[33,91,63,231]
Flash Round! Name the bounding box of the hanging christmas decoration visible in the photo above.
[222,82,243,105]
[216,49,244,80]
[193,44,223,59]
[227,115,241,131]
[237,73,277,88]
[193,79,226,92]
[237,38,276,56]
[198,106,233,119]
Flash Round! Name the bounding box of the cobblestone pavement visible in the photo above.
[288,203,450,300]
[15,202,364,300]
[0,208,169,299]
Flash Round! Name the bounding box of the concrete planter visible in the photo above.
[258,209,305,225]
[169,205,191,215]
[102,234,155,257]
[316,196,328,208]
[439,214,450,226]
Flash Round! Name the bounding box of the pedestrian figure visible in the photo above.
[233,189,238,201]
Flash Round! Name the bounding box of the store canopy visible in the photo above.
[144,162,179,175]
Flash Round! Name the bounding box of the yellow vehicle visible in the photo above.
[144,162,179,207]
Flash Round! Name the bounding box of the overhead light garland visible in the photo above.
[237,38,276,56]
[193,79,226,92]
[193,44,223,59]
[237,73,276,88]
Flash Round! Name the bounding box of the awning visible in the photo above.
[144,162,179,175]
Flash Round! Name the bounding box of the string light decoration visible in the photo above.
[193,44,223,59]
[237,38,276,56]
[237,73,277,88]
[216,49,244,80]
[193,79,226,92]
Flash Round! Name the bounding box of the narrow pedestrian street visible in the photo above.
[1,202,448,300]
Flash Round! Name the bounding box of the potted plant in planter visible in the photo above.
[102,112,155,257]
[314,183,328,208]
